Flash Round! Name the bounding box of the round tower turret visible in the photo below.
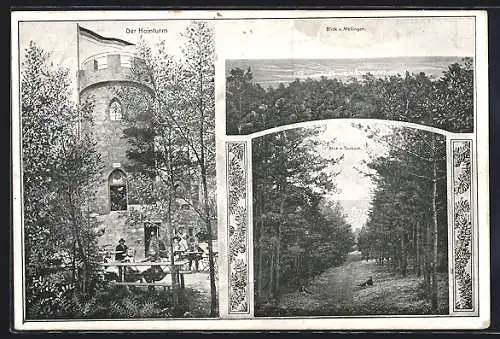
[79,52,153,215]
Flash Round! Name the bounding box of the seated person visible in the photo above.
[102,252,120,281]
[139,255,166,283]
[158,239,169,258]
[115,238,128,261]
[172,236,185,261]
[198,241,209,255]
[124,249,135,262]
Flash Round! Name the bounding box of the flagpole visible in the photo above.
[76,23,81,139]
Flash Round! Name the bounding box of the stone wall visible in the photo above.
[96,206,204,261]
[81,85,132,214]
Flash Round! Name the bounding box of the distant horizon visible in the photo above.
[227,55,472,62]
[226,56,472,89]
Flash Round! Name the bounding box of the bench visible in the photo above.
[110,281,173,291]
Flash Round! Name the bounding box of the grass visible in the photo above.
[257,252,449,317]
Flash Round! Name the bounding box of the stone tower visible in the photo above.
[77,26,206,259]
[78,27,155,257]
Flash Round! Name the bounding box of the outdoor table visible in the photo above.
[101,260,187,286]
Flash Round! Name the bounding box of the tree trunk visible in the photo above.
[269,247,275,297]
[274,187,286,300]
[416,221,421,276]
[168,197,179,308]
[68,190,90,294]
[72,240,77,284]
[430,136,439,312]
[166,130,179,308]
[198,68,217,317]
[401,236,407,277]
[275,226,280,298]
[423,221,431,297]
[202,168,217,317]
[258,236,263,300]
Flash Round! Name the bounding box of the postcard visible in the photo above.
[11,10,489,330]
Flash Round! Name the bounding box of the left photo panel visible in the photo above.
[16,20,218,320]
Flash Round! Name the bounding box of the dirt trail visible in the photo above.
[279,251,368,311]
[277,251,448,315]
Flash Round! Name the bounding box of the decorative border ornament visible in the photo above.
[226,141,250,313]
[452,140,474,311]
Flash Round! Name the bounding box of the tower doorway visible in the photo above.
[109,169,127,211]
[144,222,160,257]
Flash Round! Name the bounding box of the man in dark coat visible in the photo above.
[115,238,128,261]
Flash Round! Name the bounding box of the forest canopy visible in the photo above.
[226,58,473,135]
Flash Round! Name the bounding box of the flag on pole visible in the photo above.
[77,25,135,71]
[78,25,134,48]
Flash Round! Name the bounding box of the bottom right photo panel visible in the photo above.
[252,121,454,317]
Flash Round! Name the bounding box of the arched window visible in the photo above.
[109,99,123,121]
[109,169,127,211]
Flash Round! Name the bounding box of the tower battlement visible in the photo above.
[78,52,152,93]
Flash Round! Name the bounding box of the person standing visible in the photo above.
[147,229,159,257]
[172,236,183,261]
[115,238,128,281]
[187,237,204,272]
[179,234,189,253]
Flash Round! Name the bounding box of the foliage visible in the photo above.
[227,60,472,313]
[47,285,206,319]
[226,58,474,135]
[118,21,218,316]
[21,41,103,318]
[251,127,354,305]
[356,125,448,312]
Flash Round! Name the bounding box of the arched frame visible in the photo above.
[222,118,478,319]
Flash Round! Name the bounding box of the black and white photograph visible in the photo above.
[16,19,218,320]
[249,122,449,316]
[11,10,489,331]
[224,54,473,316]
[222,13,488,328]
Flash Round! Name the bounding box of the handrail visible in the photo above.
[81,51,136,69]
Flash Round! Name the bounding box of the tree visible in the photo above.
[226,67,267,134]
[226,58,474,135]
[432,58,474,132]
[357,125,447,313]
[120,21,218,316]
[252,126,351,307]
[21,42,102,318]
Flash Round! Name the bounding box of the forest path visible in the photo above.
[278,251,369,312]
[276,251,448,315]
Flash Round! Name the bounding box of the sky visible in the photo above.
[308,121,392,231]
[217,16,475,60]
[19,16,475,73]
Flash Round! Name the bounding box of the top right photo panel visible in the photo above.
[225,16,475,135]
